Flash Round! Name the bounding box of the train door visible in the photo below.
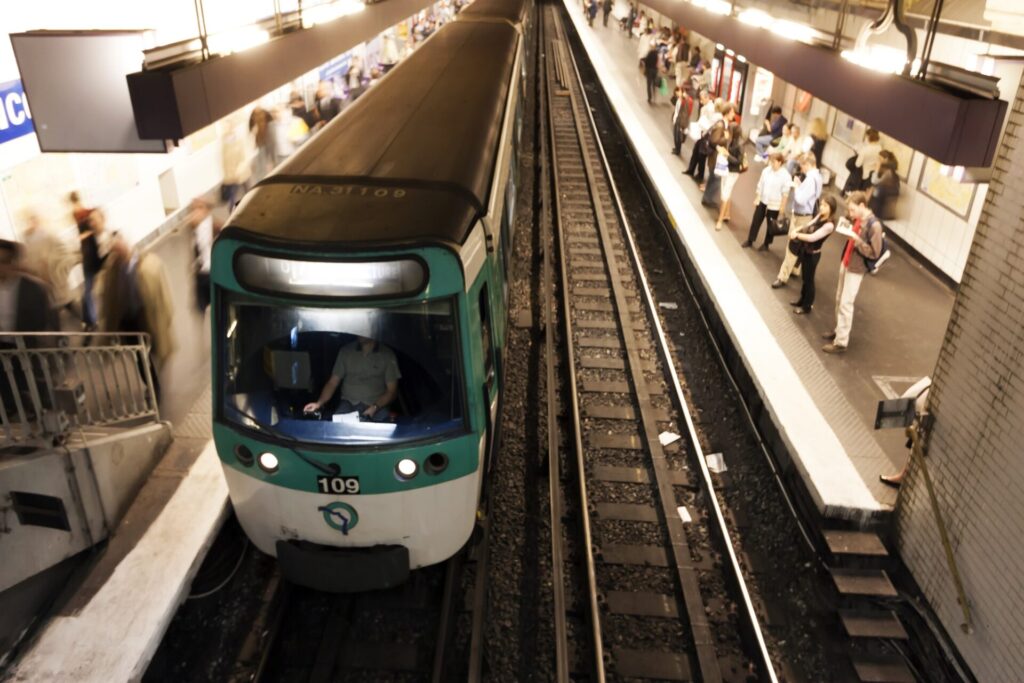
[478,284,500,462]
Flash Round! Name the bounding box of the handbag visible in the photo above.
[788,237,805,257]
[659,77,670,97]
[768,214,790,237]
[713,154,729,177]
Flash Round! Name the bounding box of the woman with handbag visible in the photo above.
[789,195,838,314]
[714,123,745,230]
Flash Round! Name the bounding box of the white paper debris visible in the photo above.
[658,301,678,310]
[705,452,727,473]
[659,431,681,446]
[332,411,361,423]
[676,506,692,523]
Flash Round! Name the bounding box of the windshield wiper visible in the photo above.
[228,405,340,476]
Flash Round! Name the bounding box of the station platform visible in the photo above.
[6,209,228,681]
[562,3,955,522]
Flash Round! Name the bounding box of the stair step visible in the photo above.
[851,656,915,683]
[840,609,909,639]
[829,568,898,598]
[825,530,889,557]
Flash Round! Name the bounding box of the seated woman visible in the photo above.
[867,150,900,221]
[303,335,401,422]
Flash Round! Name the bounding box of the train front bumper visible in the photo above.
[222,465,480,589]
[275,540,410,592]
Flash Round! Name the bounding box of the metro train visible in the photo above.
[210,0,532,592]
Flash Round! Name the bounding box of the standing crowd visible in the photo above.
[585,1,897,354]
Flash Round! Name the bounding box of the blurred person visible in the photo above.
[842,128,881,195]
[78,205,110,330]
[822,191,883,354]
[346,56,366,100]
[289,91,317,130]
[380,30,400,72]
[743,152,791,249]
[670,86,692,156]
[808,117,828,168]
[586,0,597,26]
[626,4,637,35]
[699,102,732,200]
[99,232,176,401]
[0,239,58,338]
[275,104,308,160]
[867,150,900,221]
[20,213,72,319]
[684,90,715,180]
[788,195,838,314]
[714,123,744,231]
[641,39,660,104]
[602,0,613,27]
[781,124,805,173]
[187,198,223,313]
[754,106,787,158]
[220,116,254,211]
[772,154,822,288]
[672,39,690,86]
[314,80,343,126]
[249,106,276,179]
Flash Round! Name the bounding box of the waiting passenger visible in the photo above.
[842,128,882,195]
[754,106,787,159]
[867,150,900,221]
[714,123,745,231]
[683,90,715,182]
[822,192,884,354]
[772,154,822,289]
[788,196,838,314]
[670,86,691,156]
[314,80,343,126]
[807,117,828,168]
[0,239,58,338]
[602,0,614,27]
[743,152,791,249]
[303,336,402,422]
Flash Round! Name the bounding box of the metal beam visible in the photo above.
[644,0,1007,167]
[127,0,436,140]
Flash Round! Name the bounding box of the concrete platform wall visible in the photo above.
[896,71,1024,681]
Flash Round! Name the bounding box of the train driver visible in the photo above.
[303,335,402,422]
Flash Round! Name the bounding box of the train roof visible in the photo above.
[456,0,530,26]
[223,20,519,251]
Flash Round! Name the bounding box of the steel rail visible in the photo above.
[545,6,606,681]
[549,14,722,680]
[540,7,572,681]
[557,10,779,681]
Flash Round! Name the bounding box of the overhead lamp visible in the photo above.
[770,19,818,44]
[738,8,772,28]
[842,45,920,76]
[207,26,269,56]
[692,0,732,16]
[939,164,966,182]
[302,0,367,28]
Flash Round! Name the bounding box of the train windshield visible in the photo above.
[220,293,465,446]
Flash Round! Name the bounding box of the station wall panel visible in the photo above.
[896,70,1024,682]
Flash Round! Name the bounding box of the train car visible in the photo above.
[209,0,529,593]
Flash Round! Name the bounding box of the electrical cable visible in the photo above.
[188,538,249,600]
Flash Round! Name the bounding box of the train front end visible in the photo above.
[211,234,482,593]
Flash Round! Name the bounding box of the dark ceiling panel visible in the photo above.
[127,0,437,141]
[643,0,1007,167]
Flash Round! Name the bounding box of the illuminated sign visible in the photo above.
[0,80,34,145]
[235,253,426,297]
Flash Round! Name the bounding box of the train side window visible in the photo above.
[479,286,495,390]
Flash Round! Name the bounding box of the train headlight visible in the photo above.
[258,452,280,473]
[395,458,418,480]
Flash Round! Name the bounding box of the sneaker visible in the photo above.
[821,331,836,341]
[790,300,803,306]
[822,342,847,354]
[794,307,811,315]
[770,279,785,289]
[741,241,752,248]
[759,243,770,251]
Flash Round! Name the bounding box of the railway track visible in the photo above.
[541,6,776,681]
[229,547,488,682]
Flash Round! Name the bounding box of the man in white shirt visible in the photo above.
[743,152,791,249]
[773,154,823,288]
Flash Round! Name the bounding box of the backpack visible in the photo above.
[861,219,890,273]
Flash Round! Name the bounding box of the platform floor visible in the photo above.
[564,5,955,517]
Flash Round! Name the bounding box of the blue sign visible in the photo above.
[0,80,34,145]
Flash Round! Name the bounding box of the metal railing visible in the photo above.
[0,333,160,446]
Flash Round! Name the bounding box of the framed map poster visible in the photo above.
[918,157,977,218]
[831,111,865,149]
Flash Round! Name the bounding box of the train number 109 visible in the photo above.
[316,475,361,494]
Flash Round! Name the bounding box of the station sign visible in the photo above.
[0,80,34,145]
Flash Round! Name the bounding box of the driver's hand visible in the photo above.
[362,404,378,418]
[303,402,320,413]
